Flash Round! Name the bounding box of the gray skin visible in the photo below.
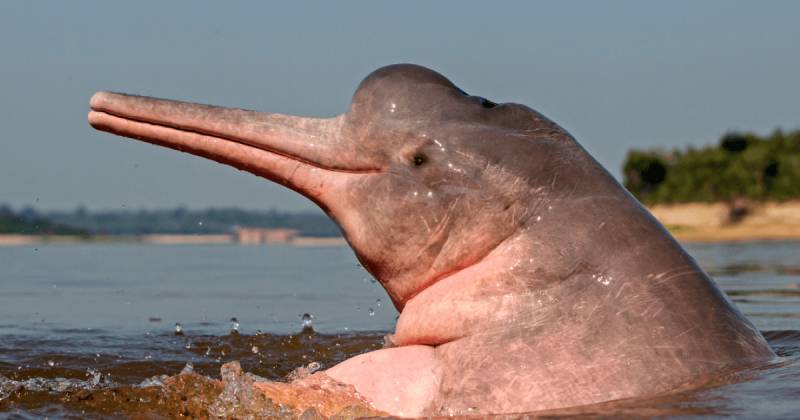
[88,64,774,416]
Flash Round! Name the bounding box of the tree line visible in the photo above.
[0,205,88,235]
[623,129,800,204]
[0,205,341,236]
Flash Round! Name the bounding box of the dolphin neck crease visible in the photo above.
[392,189,760,349]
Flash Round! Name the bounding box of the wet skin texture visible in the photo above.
[88,64,775,417]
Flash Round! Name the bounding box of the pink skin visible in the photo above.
[88,65,774,417]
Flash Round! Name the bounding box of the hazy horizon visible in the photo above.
[2,2,798,212]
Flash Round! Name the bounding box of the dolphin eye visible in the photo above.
[412,153,427,167]
[479,97,497,108]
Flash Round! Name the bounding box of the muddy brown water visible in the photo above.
[1,242,799,418]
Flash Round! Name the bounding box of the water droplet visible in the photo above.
[255,329,264,336]
[368,308,375,316]
[594,273,612,286]
[47,360,55,367]
[376,298,382,307]
[307,361,322,373]
[86,368,102,386]
[251,345,260,354]
[197,221,203,226]
[301,313,313,332]
[180,362,194,375]
[174,322,184,336]
[229,317,240,334]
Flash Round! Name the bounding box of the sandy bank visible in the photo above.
[2,201,798,246]
[649,200,800,243]
[0,233,347,247]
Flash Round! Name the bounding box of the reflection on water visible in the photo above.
[0,244,397,335]
[690,241,800,332]
[1,241,799,418]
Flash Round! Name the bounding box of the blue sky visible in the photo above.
[1,1,798,211]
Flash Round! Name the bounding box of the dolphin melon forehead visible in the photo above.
[348,64,568,137]
[348,64,464,114]
[356,64,460,96]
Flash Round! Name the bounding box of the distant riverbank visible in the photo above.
[650,200,800,243]
[0,233,346,247]
[2,201,800,246]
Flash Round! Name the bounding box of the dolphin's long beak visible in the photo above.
[88,92,377,209]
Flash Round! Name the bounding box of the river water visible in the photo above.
[1,241,799,418]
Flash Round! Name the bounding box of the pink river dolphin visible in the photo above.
[88,64,774,417]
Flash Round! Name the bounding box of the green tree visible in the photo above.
[622,129,800,204]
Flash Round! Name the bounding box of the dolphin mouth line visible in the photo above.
[88,108,383,175]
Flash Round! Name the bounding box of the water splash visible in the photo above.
[180,362,194,375]
[87,369,99,386]
[1,373,116,398]
[208,361,285,418]
[137,375,169,388]
[306,361,322,373]
[301,313,314,333]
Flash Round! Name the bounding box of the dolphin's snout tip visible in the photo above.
[89,91,113,111]
[89,92,125,129]
[87,109,101,128]
[88,92,115,129]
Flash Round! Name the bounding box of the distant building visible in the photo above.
[233,227,299,245]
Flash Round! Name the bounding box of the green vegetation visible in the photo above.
[42,206,341,237]
[623,129,800,204]
[0,205,342,236]
[0,205,88,235]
